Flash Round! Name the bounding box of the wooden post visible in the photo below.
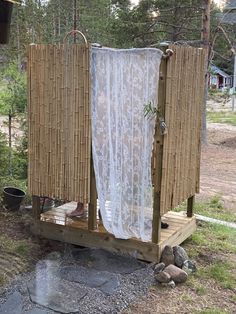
[88,154,97,231]
[187,195,195,218]
[32,195,41,220]
[152,51,168,244]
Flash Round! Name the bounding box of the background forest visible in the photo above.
[0,0,235,193]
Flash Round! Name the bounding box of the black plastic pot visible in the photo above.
[0,0,13,44]
[3,187,26,211]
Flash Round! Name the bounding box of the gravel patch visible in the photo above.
[0,247,154,314]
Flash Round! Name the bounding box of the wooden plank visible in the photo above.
[159,216,196,249]
[36,220,160,262]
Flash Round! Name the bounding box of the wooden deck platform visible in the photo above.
[34,202,196,262]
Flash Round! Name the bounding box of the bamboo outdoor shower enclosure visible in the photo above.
[28,42,206,262]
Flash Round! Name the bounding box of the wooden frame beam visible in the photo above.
[152,50,168,244]
[32,211,196,263]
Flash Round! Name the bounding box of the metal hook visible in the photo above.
[162,49,174,59]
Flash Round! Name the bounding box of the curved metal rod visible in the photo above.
[63,30,88,45]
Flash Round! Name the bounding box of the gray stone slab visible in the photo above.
[25,309,48,314]
[58,266,113,287]
[0,291,22,314]
[99,276,120,295]
[72,248,145,274]
[58,265,120,295]
[27,271,87,314]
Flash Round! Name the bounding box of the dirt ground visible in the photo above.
[198,122,236,212]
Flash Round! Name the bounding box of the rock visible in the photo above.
[155,271,171,283]
[182,260,197,274]
[154,262,165,274]
[99,276,120,295]
[160,245,174,266]
[167,280,176,288]
[164,264,188,284]
[173,245,189,267]
[160,280,176,288]
[0,291,22,314]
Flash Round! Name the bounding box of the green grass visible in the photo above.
[189,222,236,254]
[179,195,236,291]
[195,285,207,296]
[197,261,236,290]
[183,218,236,291]
[0,235,32,257]
[175,196,236,223]
[207,111,236,126]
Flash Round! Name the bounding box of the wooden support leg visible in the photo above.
[152,191,161,244]
[31,195,41,234]
[187,195,195,217]
[32,195,41,220]
[88,157,97,231]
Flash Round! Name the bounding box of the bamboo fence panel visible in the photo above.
[152,45,206,216]
[28,44,91,203]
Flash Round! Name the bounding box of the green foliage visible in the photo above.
[144,101,159,118]
[0,131,10,177]
[0,62,27,115]
[13,116,28,179]
[0,125,27,179]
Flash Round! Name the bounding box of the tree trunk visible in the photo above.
[201,0,211,145]
[8,112,12,176]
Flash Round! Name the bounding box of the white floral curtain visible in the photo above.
[91,47,162,241]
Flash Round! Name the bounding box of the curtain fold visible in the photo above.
[91,47,162,241]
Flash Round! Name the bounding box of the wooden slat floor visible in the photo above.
[40,202,196,245]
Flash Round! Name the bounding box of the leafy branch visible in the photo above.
[144,101,159,119]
